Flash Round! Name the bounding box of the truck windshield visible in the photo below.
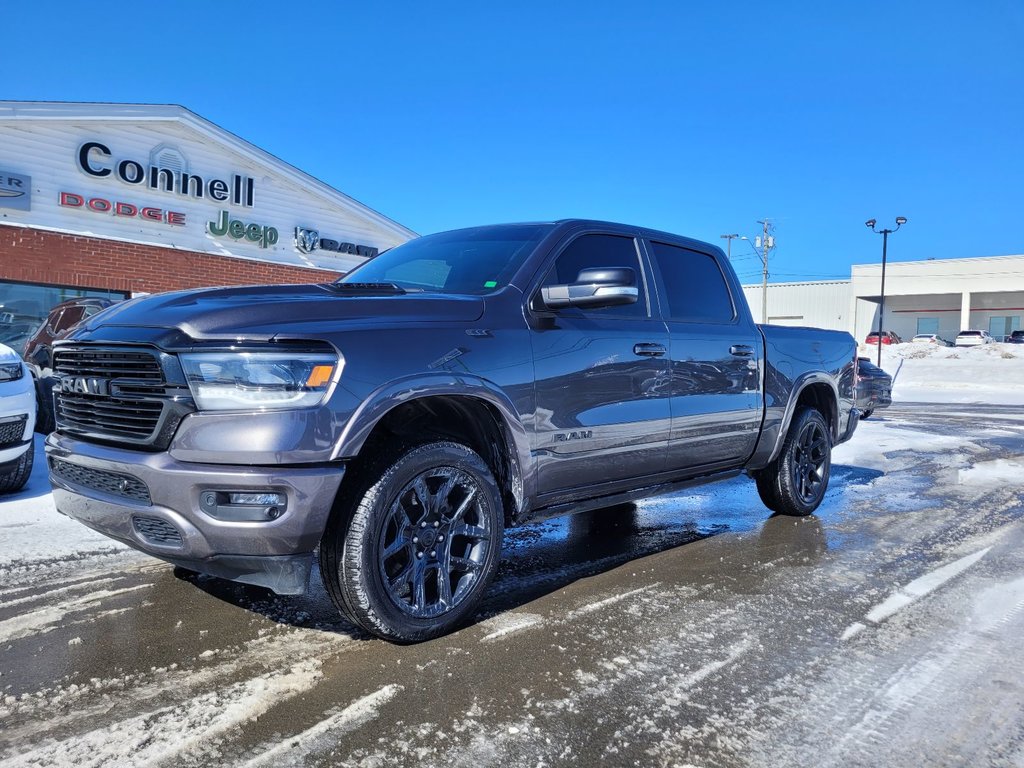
[337,224,553,295]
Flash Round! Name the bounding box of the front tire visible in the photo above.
[320,442,504,643]
[753,407,831,517]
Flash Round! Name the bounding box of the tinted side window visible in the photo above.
[45,309,65,333]
[543,234,646,318]
[649,241,735,323]
[55,306,86,333]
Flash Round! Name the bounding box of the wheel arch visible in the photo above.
[764,374,840,466]
[332,375,532,523]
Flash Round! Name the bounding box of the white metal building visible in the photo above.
[743,254,1024,342]
[742,280,851,331]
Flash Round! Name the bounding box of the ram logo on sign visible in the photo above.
[293,226,379,259]
[294,227,320,255]
[0,171,31,211]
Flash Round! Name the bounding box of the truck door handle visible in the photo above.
[633,343,667,357]
[729,344,755,357]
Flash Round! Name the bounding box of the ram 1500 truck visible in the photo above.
[46,220,858,642]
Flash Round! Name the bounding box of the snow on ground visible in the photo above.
[862,341,1024,404]
[0,440,132,571]
[957,457,1024,487]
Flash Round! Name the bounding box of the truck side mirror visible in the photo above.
[540,267,638,310]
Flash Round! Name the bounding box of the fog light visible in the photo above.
[229,492,286,506]
[199,489,288,522]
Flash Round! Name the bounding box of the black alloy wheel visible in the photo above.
[790,416,829,506]
[753,406,832,517]
[320,441,504,643]
[377,466,493,619]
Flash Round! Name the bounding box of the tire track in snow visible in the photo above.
[4,660,324,768]
[0,628,359,742]
[0,584,153,643]
[826,577,1024,767]
[0,576,123,611]
[240,684,402,767]
[565,583,661,620]
[840,546,991,639]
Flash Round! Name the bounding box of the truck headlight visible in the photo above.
[179,352,340,411]
[0,362,24,382]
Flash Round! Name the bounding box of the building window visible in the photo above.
[0,281,128,357]
[988,316,1022,340]
[916,317,940,335]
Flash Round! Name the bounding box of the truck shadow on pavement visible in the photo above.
[172,464,883,639]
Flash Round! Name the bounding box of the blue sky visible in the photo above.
[7,1,1023,282]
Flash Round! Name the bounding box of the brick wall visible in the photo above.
[0,225,342,294]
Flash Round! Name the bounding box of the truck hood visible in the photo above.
[80,284,486,341]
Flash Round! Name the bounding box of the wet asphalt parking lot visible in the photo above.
[2,401,1023,767]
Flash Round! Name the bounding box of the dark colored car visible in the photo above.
[856,357,892,419]
[23,297,117,433]
[46,220,859,642]
[865,331,901,345]
[1006,330,1024,344]
[23,297,116,370]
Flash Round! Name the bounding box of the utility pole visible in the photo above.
[755,219,775,324]
[720,234,741,260]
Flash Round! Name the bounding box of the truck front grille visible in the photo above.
[53,345,193,449]
[52,348,163,381]
[49,457,151,504]
[132,515,183,547]
[57,394,164,439]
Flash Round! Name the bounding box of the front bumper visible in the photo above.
[45,432,345,594]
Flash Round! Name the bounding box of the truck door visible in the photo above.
[644,239,763,470]
[528,232,671,501]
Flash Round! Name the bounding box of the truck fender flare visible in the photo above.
[330,373,533,513]
[765,373,840,465]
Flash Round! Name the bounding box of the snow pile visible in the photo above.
[860,342,1024,405]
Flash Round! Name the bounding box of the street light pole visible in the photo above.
[865,217,908,367]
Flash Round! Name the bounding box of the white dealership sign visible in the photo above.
[0,103,413,271]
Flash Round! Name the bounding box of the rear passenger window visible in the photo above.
[649,241,735,323]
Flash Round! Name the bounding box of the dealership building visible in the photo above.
[743,253,1024,342]
[0,101,415,353]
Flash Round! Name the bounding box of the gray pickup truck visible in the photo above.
[46,220,858,641]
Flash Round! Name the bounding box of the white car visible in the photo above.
[0,343,36,492]
[955,330,994,347]
[911,333,950,346]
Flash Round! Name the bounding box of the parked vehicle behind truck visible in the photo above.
[0,342,36,492]
[23,297,117,433]
[46,220,858,641]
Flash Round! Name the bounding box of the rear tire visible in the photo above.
[319,442,504,643]
[752,407,831,517]
[0,442,34,494]
[859,409,873,420]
